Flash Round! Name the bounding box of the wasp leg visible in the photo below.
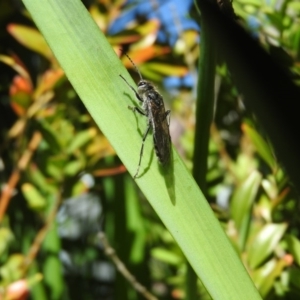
[128,106,147,116]
[164,110,171,126]
[119,74,143,102]
[134,124,151,178]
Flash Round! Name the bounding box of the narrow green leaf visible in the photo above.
[37,120,62,153]
[64,160,83,176]
[43,223,64,298]
[66,128,97,154]
[248,223,287,269]
[236,0,262,5]
[231,170,262,230]
[28,165,57,194]
[22,0,261,298]
[142,62,188,76]
[0,228,14,256]
[242,124,276,170]
[151,248,182,265]
[21,183,47,211]
[45,160,64,181]
[252,258,286,297]
[7,24,52,60]
[125,176,147,263]
[43,255,64,299]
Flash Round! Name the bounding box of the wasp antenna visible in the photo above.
[124,53,143,80]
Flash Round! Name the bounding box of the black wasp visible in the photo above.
[120,54,171,178]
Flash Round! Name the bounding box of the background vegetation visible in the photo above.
[0,0,300,299]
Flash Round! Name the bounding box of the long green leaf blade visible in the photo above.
[22,0,261,299]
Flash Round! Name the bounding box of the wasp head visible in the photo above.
[137,80,155,95]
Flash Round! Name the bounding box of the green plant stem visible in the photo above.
[186,3,216,298]
[192,7,216,192]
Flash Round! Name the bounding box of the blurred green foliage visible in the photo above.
[0,0,300,299]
